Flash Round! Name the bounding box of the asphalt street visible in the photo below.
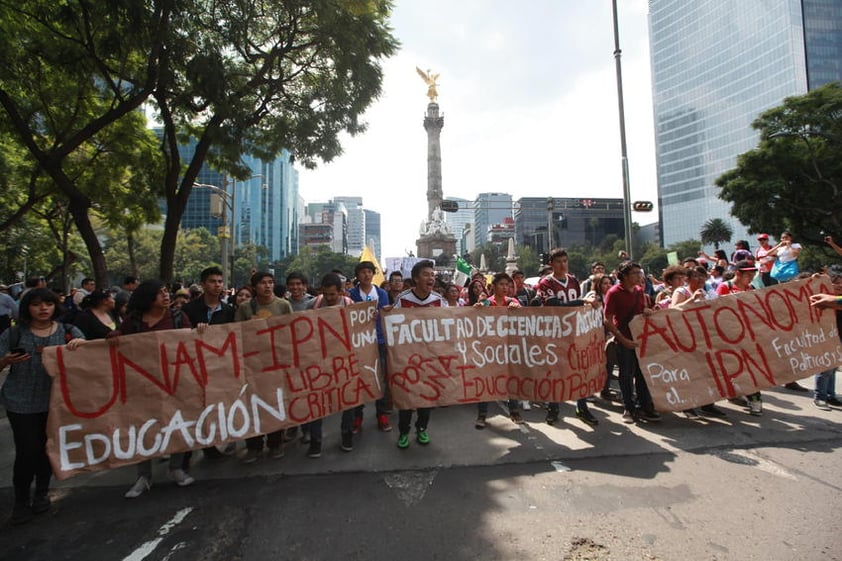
[0,381,840,561]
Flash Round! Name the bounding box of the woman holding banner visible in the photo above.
[474,273,525,428]
[117,280,196,498]
[0,288,86,524]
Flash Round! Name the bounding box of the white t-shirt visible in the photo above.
[777,243,801,263]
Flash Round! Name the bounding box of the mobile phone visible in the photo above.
[10,347,26,356]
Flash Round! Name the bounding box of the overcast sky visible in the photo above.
[299,0,657,259]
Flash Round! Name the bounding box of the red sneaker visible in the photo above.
[377,414,392,432]
[352,416,363,434]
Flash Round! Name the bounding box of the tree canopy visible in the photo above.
[716,82,842,255]
[0,0,399,284]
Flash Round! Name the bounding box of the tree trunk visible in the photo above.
[68,198,109,288]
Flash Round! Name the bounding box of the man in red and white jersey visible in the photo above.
[393,260,446,449]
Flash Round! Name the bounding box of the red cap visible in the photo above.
[757,233,769,240]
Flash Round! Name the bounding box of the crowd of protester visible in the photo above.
[1,232,840,524]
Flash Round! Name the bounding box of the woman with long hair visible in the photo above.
[233,285,255,309]
[118,280,195,498]
[467,278,487,306]
[0,288,85,524]
[73,289,120,340]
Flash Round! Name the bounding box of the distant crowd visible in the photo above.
[0,232,840,525]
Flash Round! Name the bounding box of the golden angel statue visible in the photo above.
[416,67,440,102]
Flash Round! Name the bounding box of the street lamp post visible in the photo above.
[611,0,635,260]
[546,197,554,253]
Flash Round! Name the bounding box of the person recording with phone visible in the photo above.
[0,288,86,525]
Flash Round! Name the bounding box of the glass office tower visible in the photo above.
[649,0,842,248]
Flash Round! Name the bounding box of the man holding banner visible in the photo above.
[235,271,293,463]
[604,261,661,423]
[534,248,599,426]
[393,260,446,449]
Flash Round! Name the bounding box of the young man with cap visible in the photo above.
[348,261,393,433]
[754,234,777,287]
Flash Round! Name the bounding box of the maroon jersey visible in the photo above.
[535,273,581,305]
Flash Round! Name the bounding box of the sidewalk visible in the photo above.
[1,375,840,492]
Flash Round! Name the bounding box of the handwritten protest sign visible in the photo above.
[383,305,606,409]
[42,302,380,479]
[630,276,840,412]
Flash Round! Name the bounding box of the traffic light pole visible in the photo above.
[612,0,635,260]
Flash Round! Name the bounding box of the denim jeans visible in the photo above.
[617,345,654,412]
[814,368,837,401]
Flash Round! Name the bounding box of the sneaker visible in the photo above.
[826,397,842,407]
[377,414,393,432]
[31,493,51,514]
[639,408,662,422]
[814,399,831,411]
[784,381,810,392]
[700,404,726,417]
[729,397,750,408]
[474,415,487,429]
[124,476,152,499]
[168,468,195,487]
[576,408,599,426]
[683,408,700,420]
[622,410,635,424]
[10,500,33,525]
[352,416,364,434]
[599,390,613,401]
[749,398,763,416]
[396,433,410,449]
[510,412,525,424]
[241,448,261,464]
[341,431,354,452]
[268,446,285,459]
[545,411,560,425]
[307,440,322,458]
[416,429,430,445]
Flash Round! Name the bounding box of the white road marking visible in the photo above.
[122,507,194,561]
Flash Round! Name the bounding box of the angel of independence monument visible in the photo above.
[415,68,457,262]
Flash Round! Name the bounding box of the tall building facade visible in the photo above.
[515,197,625,253]
[363,209,382,260]
[473,193,513,248]
[177,137,299,262]
[441,197,473,254]
[649,0,842,248]
[334,196,366,257]
[236,149,299,262]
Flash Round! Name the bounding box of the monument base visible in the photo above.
[416,234,457,265]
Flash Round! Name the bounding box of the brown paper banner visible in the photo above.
[42,302,381,479]
[630,276,840,411]
[383,305,606,409]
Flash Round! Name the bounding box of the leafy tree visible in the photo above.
[717,82,842,257]
[700,218,733,250]
[0,1,399,284]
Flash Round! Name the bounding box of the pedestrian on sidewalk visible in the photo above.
[0,288,86,524]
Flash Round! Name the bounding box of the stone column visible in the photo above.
[424,102,444,220]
